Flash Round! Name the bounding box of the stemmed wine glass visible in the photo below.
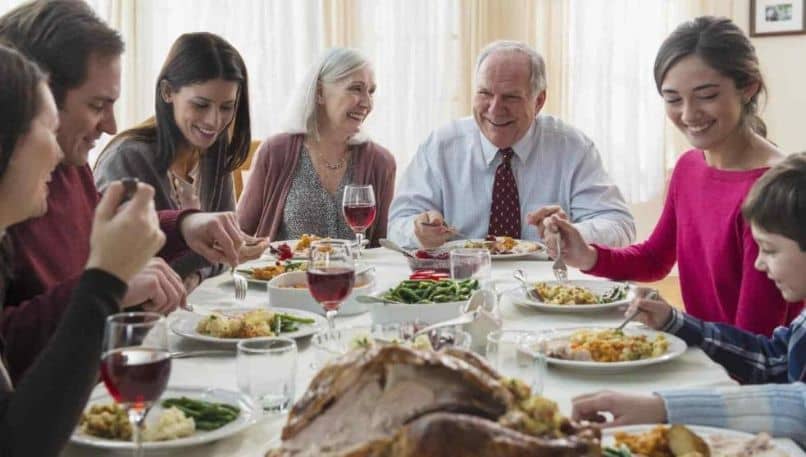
[101,312,171,457]
[306,240,356,332]
[342,184,377,257]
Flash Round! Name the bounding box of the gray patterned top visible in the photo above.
[276,147,355,241]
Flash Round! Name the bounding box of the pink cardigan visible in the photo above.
[237,133,396,246]
[586,150,802,336]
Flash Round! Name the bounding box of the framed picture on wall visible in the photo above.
[751,0,806,36]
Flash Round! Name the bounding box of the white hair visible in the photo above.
[475,40,547,95]
[283,47,371,144]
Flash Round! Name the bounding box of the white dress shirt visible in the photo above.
[388,114,635,249]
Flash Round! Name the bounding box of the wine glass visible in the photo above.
[101,312,171,457]
[342,184,377,257]
[306,240,356,332]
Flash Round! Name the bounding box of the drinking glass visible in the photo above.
[342,184,377,257]
[237,337,297,413]
[101,312,171,457]
[486,330,546,395]
[307,240,356,331]
[450,248,492,288]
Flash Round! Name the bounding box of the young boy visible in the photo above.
[572,152,806,446]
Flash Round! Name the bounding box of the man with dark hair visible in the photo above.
[0,0,267,383]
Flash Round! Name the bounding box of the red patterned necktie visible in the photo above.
[488,148,521,238]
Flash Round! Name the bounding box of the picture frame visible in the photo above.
[750,0,806,36]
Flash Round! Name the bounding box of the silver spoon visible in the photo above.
[513,269,542,301]
[413,309,480,337]
[379,238,415,258]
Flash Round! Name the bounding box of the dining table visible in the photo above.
[62,246,805,456]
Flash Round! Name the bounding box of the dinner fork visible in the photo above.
[231,266,248,300]
[552,236,568,283]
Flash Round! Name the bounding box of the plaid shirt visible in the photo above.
[663,306,805,383]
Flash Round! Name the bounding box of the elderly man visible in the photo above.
[388,41,635,249]
[0,0,266,383]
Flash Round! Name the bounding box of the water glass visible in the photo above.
[486,330,546,395]
[237,337,297,413]
[450,248,492,288]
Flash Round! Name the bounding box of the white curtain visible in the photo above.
[353,0,464,169]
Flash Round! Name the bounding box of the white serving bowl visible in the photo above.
[267,270,374,316]
[368,295,465,325]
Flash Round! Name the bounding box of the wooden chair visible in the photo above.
[233,140,261,201]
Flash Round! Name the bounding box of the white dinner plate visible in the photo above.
[442,238,547,260]
[532,325,687,372]
[265,238,368,259]
[603,424,792,457]
[71,385,260,451]
[511,280,634,312]
[170,307,326,345]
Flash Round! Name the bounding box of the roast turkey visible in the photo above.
[267,345,600,457]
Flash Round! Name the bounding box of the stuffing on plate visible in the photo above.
[540,329,669,362]
[80,404,195,442]
[534,283,599,305]
[80,403,132,440]
[195,309,314,338]
[248,261,307,280]
[294,234,322,251]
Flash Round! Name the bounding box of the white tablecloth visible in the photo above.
[63,247,804,456]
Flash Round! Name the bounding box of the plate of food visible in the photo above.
[170,307,326,345]
[602,424,793,457]
[72,385,260,451]
[236,259,308,285]
[266,234,368,260]
[443,236,546,260]
[529,325,686,372]
[512,280,634,312]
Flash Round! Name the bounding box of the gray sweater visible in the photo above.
[94,137,235,279]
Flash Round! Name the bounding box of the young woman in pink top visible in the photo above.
[530,16,802,335]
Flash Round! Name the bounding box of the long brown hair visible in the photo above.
[105,32,251,174]
[0,44,46,177]
[654,16,768,137]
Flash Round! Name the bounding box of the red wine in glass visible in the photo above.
[343,203,377,232]
[342,184,376,257]
[307,267,356,311]
[101,347,172,406]
[102,312,169,457]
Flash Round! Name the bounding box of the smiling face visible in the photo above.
[56,53,121,166]
[752,223,806,302]
[660,54,757,152]
[473,51,544,149]
[163,78,239,150]
[318,66,375,140]
[0,82,63,223]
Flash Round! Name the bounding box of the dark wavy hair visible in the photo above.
[106,32,251,173]
[0,44,46,177]
[0,0,123,108]
[742,152,806,250]
[654,16,768,137]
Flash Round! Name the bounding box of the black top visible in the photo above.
[0,268,126,457]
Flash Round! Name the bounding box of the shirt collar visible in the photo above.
[480,118,538,167]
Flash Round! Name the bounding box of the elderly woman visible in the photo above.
[0,44,164,456]
[237,48,396,246]
[95,32,252,288]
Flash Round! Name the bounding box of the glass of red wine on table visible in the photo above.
[101,312,170,457]
[307,240,356,333]
[342,184,377,258]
